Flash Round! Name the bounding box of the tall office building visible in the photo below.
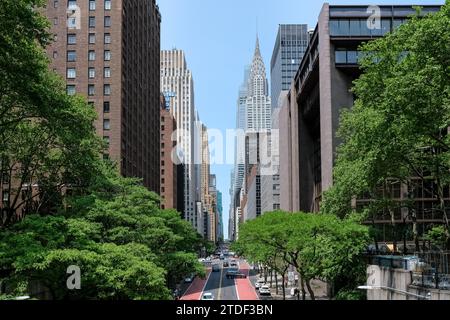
[233,37,272,223]
[44,0,161,192]
[216,191,223,241]
[161,50,198,230]
[246,37,272,132]
[208,174,218,243]
[200,124,211,239]
[270,24,309,111]
[279,4,443,238]
[160,95,182,212]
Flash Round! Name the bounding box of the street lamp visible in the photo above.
[358,286,431,300]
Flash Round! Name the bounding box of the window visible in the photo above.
[67,34,76,44]
[88,67,95,79]
[104,33,111,44]
[335,50,347,64]
[88,50,96,61]
[67,50,76,62]
[104,67,111,78]
[68,0,77,9]
[103,101,110,113]
[104,50,111,61]
[349,20,361,36]
[67,16,77,29]
[53,17,58,25]
[89,33,96,44]
[67,68,76,79]
[104,84,111,96]
[89,16,95,28]
[105,0,111,10]
[53,51,58,59]
[2,191,9,203]
[88,101,94,107]
[53,0,59,8]
[88,84,95,96]
[103,119,110,130]
[103,136,110,145]
[104,16,111,28]
[66,85,76,95]
[89,0,96,10]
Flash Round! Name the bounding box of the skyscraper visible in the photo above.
[44,0,161,192]
[270,24,309,111]
[161,50,198,230]
[245,37,272,132]
[232,37,272,225]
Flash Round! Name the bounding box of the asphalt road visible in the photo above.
[180,259,258,301]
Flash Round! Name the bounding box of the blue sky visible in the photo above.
[158,0,443,239]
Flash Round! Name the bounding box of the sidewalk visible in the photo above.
[249,270,329,300]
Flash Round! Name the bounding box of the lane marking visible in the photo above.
[199,268,212,300]
[218,263,224,300]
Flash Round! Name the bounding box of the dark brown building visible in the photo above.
[44,0,161,192]
[280,3,444,242]
[160,95,180,210]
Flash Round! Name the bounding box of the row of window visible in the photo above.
[67,67,111,79]
[63,0,112,11]
[329,18,407,37]
[67,33,111,45]
[66,84,111,96]
[64,50,111,62]
[60,16,112,29]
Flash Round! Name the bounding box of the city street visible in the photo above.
[180,259,259,301]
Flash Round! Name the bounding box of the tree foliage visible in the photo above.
[234,212,369,300]
[0,166,203,300]
[0,1,204,299]
[321,3,450,248]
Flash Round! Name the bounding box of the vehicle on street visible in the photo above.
[201,292,214,300]
[219,254,225,260]
[212,264,220,272]
[184,274,195,283]
[259,285,271,296]
[223,261,229,267]
[255,279,266,290]
[226,270,247,279]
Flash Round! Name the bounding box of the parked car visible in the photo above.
[184,273,195,283]
[255,279,266,290]
[223,261,229,268]
[226,270,247,279]
[202,292,214,300]
[212,264,220,272]
[259,285,271,296]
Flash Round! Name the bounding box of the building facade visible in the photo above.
[44,0,161,192]
[160,49,198,230]
[160,95,182,211]
[270,24,309,112]
[279,3,443,238]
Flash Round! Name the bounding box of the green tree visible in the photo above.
[0,167,204,299]
[322,3,450,250]
[235,212,369,300]
[0,0,103,227]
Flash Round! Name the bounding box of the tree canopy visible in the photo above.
[233,212,369,300]
[321,2,450,248]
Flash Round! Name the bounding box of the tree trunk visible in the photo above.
[275,271,278,295]
[300,277,306,301]
[281,274,286,300]
[305,279,315,301]
[390,208,397,253]
[270,270,273,288]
